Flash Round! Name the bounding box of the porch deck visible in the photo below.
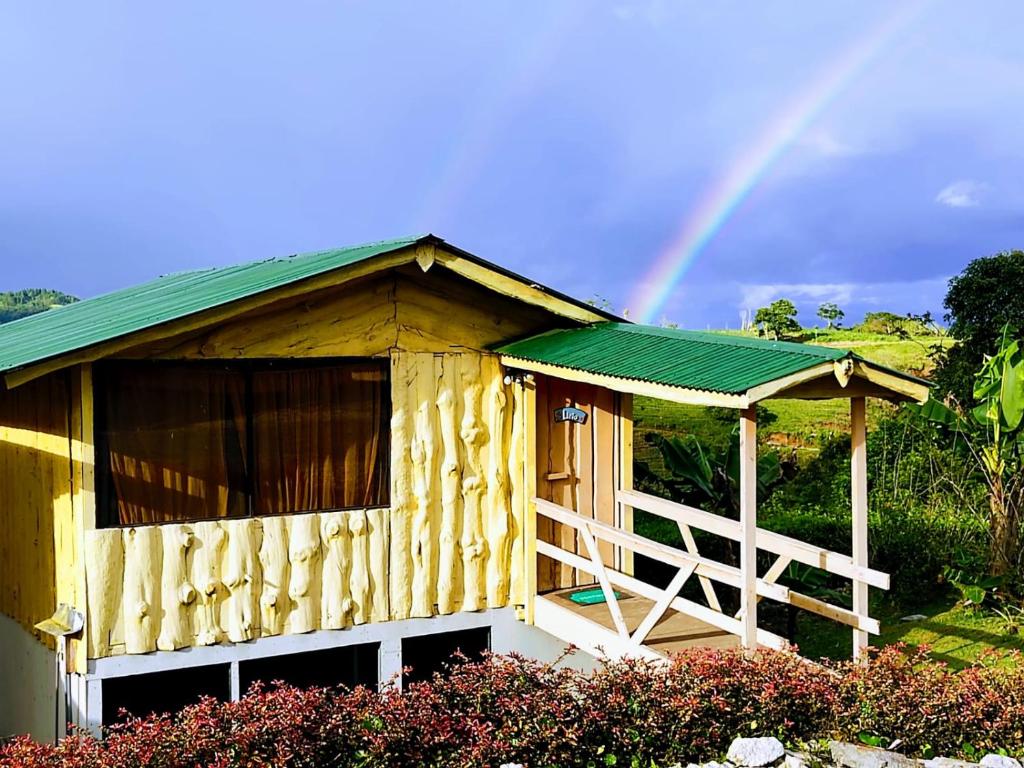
[543,587,739,657]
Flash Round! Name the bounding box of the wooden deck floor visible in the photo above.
[543,586,739,656]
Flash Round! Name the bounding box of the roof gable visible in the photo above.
[0,235,615,386]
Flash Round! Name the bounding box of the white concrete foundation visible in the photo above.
[76,607,591,735]
[493,613,601,673]
[0,613,58,743]
[0,607,595,739]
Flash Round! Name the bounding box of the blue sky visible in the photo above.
[2,2,1023,328]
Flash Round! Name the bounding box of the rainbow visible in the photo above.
[629,1,930,324]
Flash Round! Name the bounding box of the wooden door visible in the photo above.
[534,375,628,592]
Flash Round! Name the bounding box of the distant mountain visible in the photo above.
[0,288,79,324]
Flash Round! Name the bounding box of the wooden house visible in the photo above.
[0,235,928,741]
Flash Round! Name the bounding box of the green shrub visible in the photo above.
[759,408,988,600]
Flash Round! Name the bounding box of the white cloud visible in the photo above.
[737,276,950,315]
[935,179,987,208]
[740,282,855,310]
[798,129,858,159]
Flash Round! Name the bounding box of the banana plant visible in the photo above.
[637,427,783,518]
[912,324,1024,577]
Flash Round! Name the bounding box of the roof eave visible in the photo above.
[498,355,750,409]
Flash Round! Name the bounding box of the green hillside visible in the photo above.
[0,288,79,324]
[634,331,950,465]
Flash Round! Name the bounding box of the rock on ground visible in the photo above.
[727,737,787,767]
[924,758,982,768]
[979,756,1022,768]
[830,740,920,768]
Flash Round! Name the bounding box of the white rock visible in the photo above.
[980,756,1022,768]
[727,737,786,767]
[784,753,808,768]
[829,740,918,768]
[899,614,928,622]
[924,757,979,768]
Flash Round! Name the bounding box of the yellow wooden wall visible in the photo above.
[0,372,71,646]
[82,349,525,658]
[77,263,543,658]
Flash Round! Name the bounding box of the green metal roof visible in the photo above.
[0,235,429,375]
[497,323,918,395]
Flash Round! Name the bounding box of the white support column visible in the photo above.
[851,397,869,660]
[379,637,403,691]
[739,406,758,650]
[229,661,241,701]
[84,676,103,738]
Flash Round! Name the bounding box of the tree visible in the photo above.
[753,299,800,340]
[934,250,1024,404]
[817,302,844,329]
[0,288,78,324]
[915,325,1024,577]
[860,311,907,336]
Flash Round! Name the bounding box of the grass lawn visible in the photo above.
[794,595,1024,668]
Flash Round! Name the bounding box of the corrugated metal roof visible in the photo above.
[497,323,871,395]
[0,235,428,375]
[0,234,626,380]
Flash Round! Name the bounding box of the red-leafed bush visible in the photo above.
[2,645,1022,768]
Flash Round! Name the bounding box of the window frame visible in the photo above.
[94,357,391,529]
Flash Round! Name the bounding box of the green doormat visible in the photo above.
[568,587,622,606]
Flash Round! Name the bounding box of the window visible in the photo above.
[238,643,379,694]
[401,627,491,685]
[102,663,230,723]
[96,360,389,527]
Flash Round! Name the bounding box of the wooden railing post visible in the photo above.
[851,397,869,660]
[739,406,758,650]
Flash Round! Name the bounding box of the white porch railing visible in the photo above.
[531,489,888,657]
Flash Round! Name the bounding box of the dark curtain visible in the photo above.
[251,363,387,514]
[104,366,248,525]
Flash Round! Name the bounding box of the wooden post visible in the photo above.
[523,376,538,625]
[617,393,634,575]
[739,406,758,649]
[851,397,869,660]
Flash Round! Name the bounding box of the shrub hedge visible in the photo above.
[3,645,1022,768]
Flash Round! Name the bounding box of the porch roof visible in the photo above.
[497,323,930,407]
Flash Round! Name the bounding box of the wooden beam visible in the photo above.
[744,362,837,402]
[616,392,634,575]
[630,563,696,646]
[677,521,722,611]
[533,595,666,663]
[435,255,610,325]
[577,523,629,639]
[523,379,538,625]
[534,498,788,601]
[536,540,789,651]
[853,361,930,404]
[617,489,889,589]
[739,406,758,650]
[499,358,748,409]
[851,397,869,660]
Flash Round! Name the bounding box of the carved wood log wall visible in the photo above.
[83,350,525,658]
